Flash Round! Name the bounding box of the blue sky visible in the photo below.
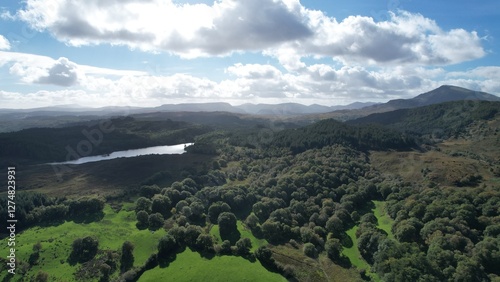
[0,0,499,108]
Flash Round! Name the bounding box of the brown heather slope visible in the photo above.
[370,115,500,188]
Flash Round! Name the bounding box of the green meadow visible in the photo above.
[1,204,279,282]
[342,200,394,282]
[1,203,165,281]
[372,200,394,239]
[139,249,286,282]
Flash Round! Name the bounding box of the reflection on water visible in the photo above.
[50,143,193,165]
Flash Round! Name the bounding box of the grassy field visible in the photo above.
[0,203,284,282]
[342,200,395,282]
[139,249,286,282]
[343,226,369,270]
[0,203,165,282]
[372,200,394,239]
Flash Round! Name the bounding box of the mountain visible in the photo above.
[235,102,378,115]
[0,101,379,122]
[153,102,246,113]
[330,101,380,110]
[363,85,500,112]
[235,103,330,115]
[348,100,500,139]
[0,85,497,131]
[307,85,500,121]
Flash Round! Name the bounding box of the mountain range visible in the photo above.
[361,85,499,112]
[1,85,498,118]
[0,101,379,117]
[0,85,499,132]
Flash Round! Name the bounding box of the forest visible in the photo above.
[0,100,499,282]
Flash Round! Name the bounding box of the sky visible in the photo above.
[0,0,499,109]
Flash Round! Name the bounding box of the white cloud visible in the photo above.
[445,66,500,93]
[16,1,484,65]
[0,50,497,108]
[0,51,147,86]
[0,35,10,50]
[17,0,312,58]
[270,10,485,66]
[32,57,79,86]
[226,63,281,79]
[1,62,499,109]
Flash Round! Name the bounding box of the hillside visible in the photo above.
[356,85,499,114]
[0,117,210,163]
[1,89,500,282]
[303,85,500,122]
[269,119,417,153]
[1,85,498,133]
[347,100,500,139]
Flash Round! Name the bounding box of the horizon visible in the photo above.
[1,84,497,111]
[1,1,500,108]
[0,99,380,110]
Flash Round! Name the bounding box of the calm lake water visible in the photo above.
[50,143,193,165]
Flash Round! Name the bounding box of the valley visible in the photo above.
[0,86,499,282]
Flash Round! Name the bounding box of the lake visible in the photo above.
[50,143,193,165]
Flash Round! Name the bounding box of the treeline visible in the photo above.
[0,117,210,163]
[367,178,500,281]
[0,192,105,233]
[348,100,500,140]
[270,119,416,153]
[128,144,387,280]
[128,124,500,280]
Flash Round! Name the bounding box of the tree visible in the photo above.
[196,234,215,253]
[325,238,343,262]
[168,226,186,245]
[358,229,386,264]
[148,213,164,230]
[185,225,203,247]
[269,208,292,226]
[394,223,418,243]
[474,237,500,275]
[303,243,317,258]
[326,215,344,234]
[120,241,134,273]
[453,257,487,282]
[218,212,238,239]
[245,213,259,230]
[189,201,205,220]
[135,197,152,214]
[68,197,105,218]
[360,213,378,224]
[70,236,99,263]
[261,220,283,243]
[219,240,232,255]
[484,224,500,237]
[255,246,274,265]
[235,238,252,255]
[136,210,149,229]
[100,263,112,282]
[35,271,49,282]
[33,242,43,253]
[157,234,177,258]
[140,185,161,198]
[208,202,231,223]
[151,195,171,217]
